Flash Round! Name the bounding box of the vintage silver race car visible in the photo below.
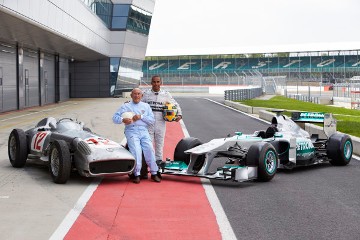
[8,117,135,184]
[159,111,353,182]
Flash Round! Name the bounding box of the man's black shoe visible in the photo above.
[151,174,161,183]
[140,174,148,179]
[133,176,140,184]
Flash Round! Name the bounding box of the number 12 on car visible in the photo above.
[31,131,50,152]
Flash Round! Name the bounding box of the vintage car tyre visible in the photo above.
[247,142,278,182]
[174,137,205,171]
[49,140,71,184]
[327,133,353,166]
[8,129,28,168]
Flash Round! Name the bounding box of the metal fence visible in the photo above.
[224,88,263,101]
[287,94,320,104]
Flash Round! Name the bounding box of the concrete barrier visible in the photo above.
[333,97,352,108]
[225,101,360,156]
[224,100,252,113]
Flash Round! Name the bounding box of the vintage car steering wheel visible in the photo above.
[58,117,75,123]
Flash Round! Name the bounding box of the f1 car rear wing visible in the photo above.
[291,112,326,123]
[291,112,337,138]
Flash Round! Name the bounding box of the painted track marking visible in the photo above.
[180,120,237,240]
[53,120,223,239]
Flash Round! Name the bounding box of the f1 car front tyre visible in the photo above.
[174,137,205,172]
[49,140,71,184]
[327,133,353,166]
[247,142,278,182]
[8,129,28,168]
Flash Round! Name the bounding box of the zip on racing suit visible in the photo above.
[142,89,182,162]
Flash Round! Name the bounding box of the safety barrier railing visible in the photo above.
[224,88,263,101]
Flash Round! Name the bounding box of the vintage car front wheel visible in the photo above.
[49,140,71,184]
[327,133,353,166]
[8,129,28,168]
[247,142,278,182]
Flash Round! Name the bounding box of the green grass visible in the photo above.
[238,96,360,138]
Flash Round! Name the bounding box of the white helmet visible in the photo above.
[121,112,134,119]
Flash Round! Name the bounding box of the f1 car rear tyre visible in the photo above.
[327,133,353,166]
[174,137,205,172]
[8,129,28,168]
[49,140,71,184]
[247,142,277,182]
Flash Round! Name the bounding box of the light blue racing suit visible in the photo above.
[112,101,158,176]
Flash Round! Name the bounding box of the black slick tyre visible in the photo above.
[8,129,28,168]
[327,133,353,166]
[174,137,202,164]
[49,140,71,184]
[174,137,205,172]
[247,142,277,182]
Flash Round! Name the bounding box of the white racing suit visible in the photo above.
[142,89,182,162]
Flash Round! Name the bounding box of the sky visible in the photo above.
[145,0,360,56]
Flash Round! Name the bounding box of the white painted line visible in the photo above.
[352,155,360,161]
[204,98,270,124]
[201,178,237,240]
[179,119,189,137]
[0,104,74,122]
[180,121,237,240]
[49,178,102,240]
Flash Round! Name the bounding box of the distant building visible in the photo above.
[0,0,154,113]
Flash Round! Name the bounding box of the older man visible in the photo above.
[112,88,160,183]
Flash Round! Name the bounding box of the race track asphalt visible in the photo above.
[177,96,360,240]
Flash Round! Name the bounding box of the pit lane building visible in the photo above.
[0,0,154,113]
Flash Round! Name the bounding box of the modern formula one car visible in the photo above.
[8,117,136,184]
[159,111,353,182]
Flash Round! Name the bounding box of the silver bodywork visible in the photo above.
[25,117,135,178]
[160,111,346,181]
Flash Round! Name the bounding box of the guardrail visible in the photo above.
[287,94,320,104]
[224,88,263,101]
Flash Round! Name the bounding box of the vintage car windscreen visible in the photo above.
[56,121,83,132]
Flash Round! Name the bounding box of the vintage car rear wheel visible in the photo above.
[327,133,353,166]
[174,137,205,171]
[49,140,71,184]
[8,129,28,168]
[247,142,278,182]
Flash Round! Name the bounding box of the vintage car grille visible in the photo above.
[89,159,135,174]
